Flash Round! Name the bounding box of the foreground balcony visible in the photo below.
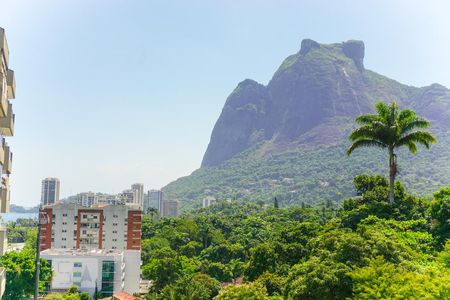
[2,145,11,175]
[0,266,5,298]
[0,227,6,255]
[0,28,10,69]
[7,69,15,99]
[0,176,9,213]
[0,138,4,167]
[0,75,8,118]
[0,102,14,136]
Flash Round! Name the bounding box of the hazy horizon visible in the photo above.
[2,0,450,207]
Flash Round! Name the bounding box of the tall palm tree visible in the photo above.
[347,101,436,203]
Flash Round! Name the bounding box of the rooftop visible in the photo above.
[41,248,125,257]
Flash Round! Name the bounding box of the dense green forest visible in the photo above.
[143,175,450,299]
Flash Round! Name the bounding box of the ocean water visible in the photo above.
[0,212,37,222]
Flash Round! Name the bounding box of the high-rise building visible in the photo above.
[0,27,16,299]
[41,177,60,206]
[161,199,179,217]
[39,203,142,252]
[147,189,163,212]
[131,183,144,208]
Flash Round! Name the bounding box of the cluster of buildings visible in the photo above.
[0,27,16,298]
[38,179,179,296]
[41,178,179,217]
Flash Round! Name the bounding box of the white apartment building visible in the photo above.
[75,192,99,207]
[41,249,141,297]
[40,203,142,252]
[202,196,217,208]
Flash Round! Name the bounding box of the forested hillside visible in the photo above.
[143,176,450,299]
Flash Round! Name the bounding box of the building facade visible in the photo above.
[0,27,15,214]
[39,203,142,251]
[41,177,61,205]
[202,196,216,208]
[131,183,144,208]
[146,190,163,213]
[0,26,16,299]
[161,199,178,217]
[41,248,141,297]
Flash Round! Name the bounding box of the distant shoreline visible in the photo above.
[0,212,38,222]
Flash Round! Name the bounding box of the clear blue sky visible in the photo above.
[1,0,450,207]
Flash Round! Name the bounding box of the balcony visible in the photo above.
[0,227,7,255]
[2,145,11,175]
[7,69,15,99]
[0,139,4,167]
[0,266,5,298]
[0,28,10,69]
[0,102,14,136]
[0,75,8,118]
[0,177,9,213]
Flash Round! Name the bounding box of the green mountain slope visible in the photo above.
[164,39,450,210]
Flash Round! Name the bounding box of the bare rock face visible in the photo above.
[342,40,365,70]
[201,39,450,167]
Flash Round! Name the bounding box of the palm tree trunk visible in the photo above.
[389,148,395,204]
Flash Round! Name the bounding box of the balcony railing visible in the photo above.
[0,138,5,167]
[2,145,11,175]
[0,102,14,136]
[7,69,15,99]
[0,177,10,213]
[0,74,8,118]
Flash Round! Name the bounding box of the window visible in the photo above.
[83,215,87,219]
[62,213,67,217]
[74,262,82,268]
[101,261,115,296]
[73,271,82,277]
[62,238,66,241]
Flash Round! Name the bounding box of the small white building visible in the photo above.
[202,196,216,208]
[41,248,141,297]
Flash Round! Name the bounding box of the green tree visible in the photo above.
[430,187,450,245]
[159,273,220,300]
[0,250,52,300]
[214,283,270,300]
[350,257,450,299]
[284,256,352,300]
[245,243,278,281]
[274,197,279,209]
[347,101,436,203]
